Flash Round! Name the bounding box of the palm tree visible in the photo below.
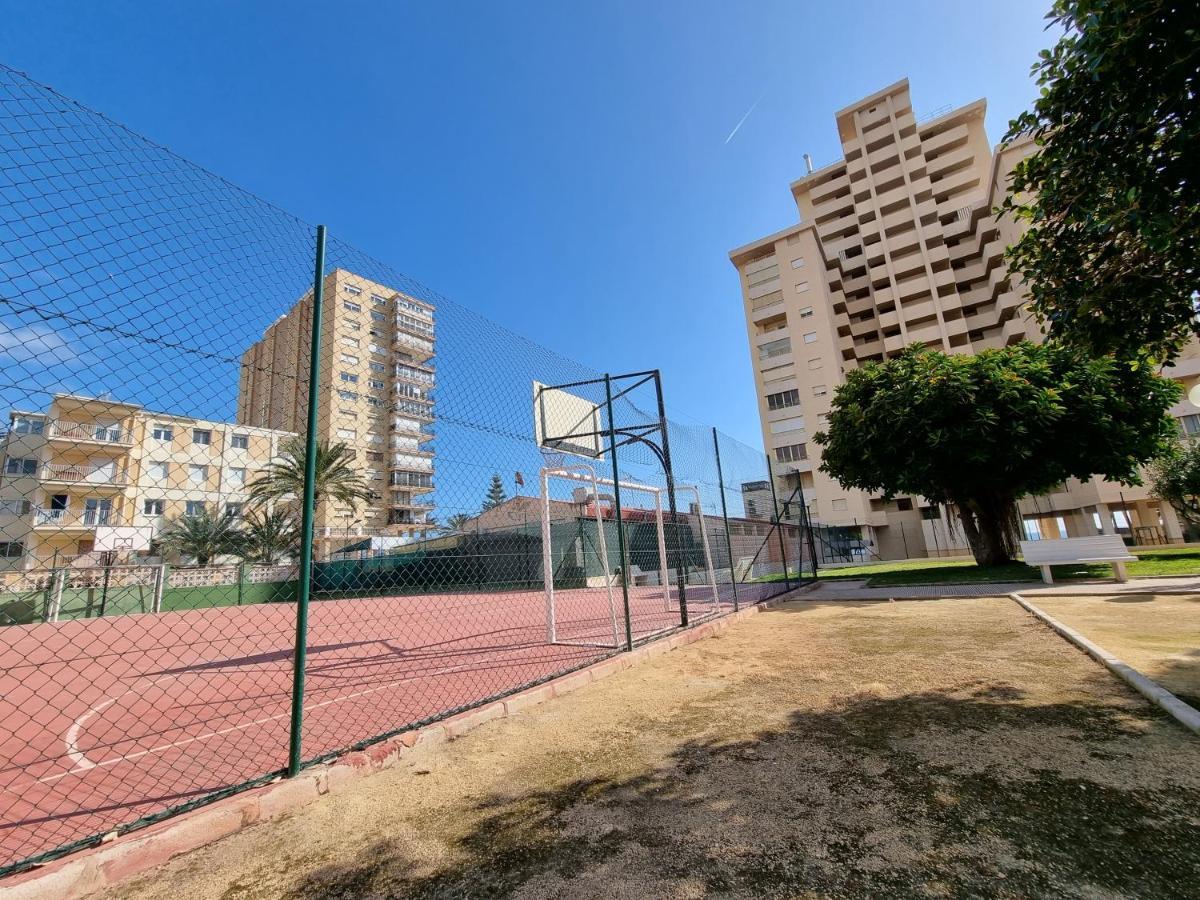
[248,437,374,517]
[239,508,300,565]
[445,513,472,532]
[157,507,244,566]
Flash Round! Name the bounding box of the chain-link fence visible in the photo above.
[0,63,816,877]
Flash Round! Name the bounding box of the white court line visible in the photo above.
[39,656,523,785]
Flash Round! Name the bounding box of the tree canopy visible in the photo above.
[1001,0,1200,361]
[247,437,374,513]
[156,506,245,566]
[482,473,508,511]
[1149,436,1200,534]
[815,343,1180,564]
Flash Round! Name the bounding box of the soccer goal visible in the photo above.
[539,462,721,648]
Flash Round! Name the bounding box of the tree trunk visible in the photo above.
[955,494,1019,566]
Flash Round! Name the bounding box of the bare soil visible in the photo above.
[1030,592,1200,709]
[105,597,1200,900]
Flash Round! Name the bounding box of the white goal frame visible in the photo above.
[540,463,720,648]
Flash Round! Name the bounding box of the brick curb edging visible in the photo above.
[1009,592,1200,735]
[4,590,805,899]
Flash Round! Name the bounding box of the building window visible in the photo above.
[189,464,208,484]
[769,416,805,435]
[799,307,814,319]
[152,423,173,441]
[1180,414,1200,435]
[337,390,359,402]
[370,361,386,373]
[192,429,211,446]
[340,372,359,384]
[11,416,44,435]
[340,353,360,365]
[343,300,362,313]
[370,343,386,355]
[790,258,805,269]
[231,433,249,450]
[371,293,387,305]
[0,541,24,559]
[766,389,800,410]
[228,467,246,486]
[812,384,828,396]
[337,428,356,440]
[796,281,809,293]
[758,338,791,360]
[803,331,818,344]
[1022,518,1043,541]
[226,503,243,519]
[775,443,807,463]
[366,397,383,408]
[341,337,360,349]
[4,458,36,476]
[368,379,386,390]
[920,505,941,520]
[148,461,169,481]
[344,285,363,296]
[896,498,913,511]
[831,498,848,511]
[143,499,165,516]
[185,500,206,517]
[370,310,387,323]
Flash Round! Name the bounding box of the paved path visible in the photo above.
[800,574,1200,601]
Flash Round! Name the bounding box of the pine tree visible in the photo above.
[482,473,508,511]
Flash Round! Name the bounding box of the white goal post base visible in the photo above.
[539,464,721,649]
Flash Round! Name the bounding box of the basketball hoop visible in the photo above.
[539,450,570,469]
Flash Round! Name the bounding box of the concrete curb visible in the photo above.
[1009,592,1200,736]
[2,590,803,899]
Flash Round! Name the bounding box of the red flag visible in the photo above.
[514,471,525,487]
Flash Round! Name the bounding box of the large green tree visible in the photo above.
[1149,436,1200,533]
[481,473,508,512]
[247,437,374,516]
[1001,0,1200,361]
[157,506,244,566]
[815,343,1180,565]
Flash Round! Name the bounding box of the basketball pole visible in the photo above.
[604,375,635,651]
[653,371,688,626]
[287,224,325,778]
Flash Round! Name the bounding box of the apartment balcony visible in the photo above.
[392,332,435,362]
[390,497,435,511]
[39,463,129,489]
[31,507,126,530]
[46,421,133,447]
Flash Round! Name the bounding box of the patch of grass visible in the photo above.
[813,547,1200,587]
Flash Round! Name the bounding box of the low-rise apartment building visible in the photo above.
[730,78,1200,560]
[238,269,436,544]
[0,394,293,573]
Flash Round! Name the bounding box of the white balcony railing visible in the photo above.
[41,463,129,485]
[47,421,131,444]
[31,506,120,527]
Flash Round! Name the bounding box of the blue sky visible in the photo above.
[0,0,1052,448]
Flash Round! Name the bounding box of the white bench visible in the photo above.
[1019,535,1136,585]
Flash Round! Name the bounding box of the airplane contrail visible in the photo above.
[724,91,766,144]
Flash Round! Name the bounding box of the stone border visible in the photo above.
[2,590,805,899]
[1010,592,1200,735]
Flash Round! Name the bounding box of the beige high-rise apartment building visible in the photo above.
[730,79,1200,560]
[0,394,292,574]
[238,269,436,544]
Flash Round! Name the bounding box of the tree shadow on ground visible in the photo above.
[285,682,1200,899]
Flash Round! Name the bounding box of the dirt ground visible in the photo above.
[103,597,1200,900]
[1030,593,1200,709]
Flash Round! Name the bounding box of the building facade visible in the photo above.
[730,79,1200,560]
[237,269,436,542]
[0,394,292,573]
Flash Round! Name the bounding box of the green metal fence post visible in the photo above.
[237,561,245,606]
[766,458,791,590]
[652,371,688,627]
[287,224,326,778]
[711,428,739,612]
[604,374,635,651]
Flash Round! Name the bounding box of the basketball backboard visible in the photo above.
[94,525,154,553]
[532,381,604,459]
